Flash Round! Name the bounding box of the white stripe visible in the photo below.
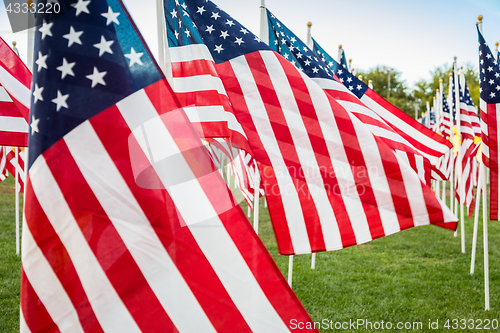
[415,154,426,183]
[0,86,13,102]
[0,116,29,132]
[0,64,30,109]
[169,44,213,63]
[118,88,290,332]
[261,52,345,250]
[361,94,447,160]
[230,54,311,254]
[20,309,32,333]
[29,156,141,333]
[64,120,217,333]
[22,219,85,333]
[183,105,228,122]
[172,74,226,95]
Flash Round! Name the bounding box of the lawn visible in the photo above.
[1,177,500,332]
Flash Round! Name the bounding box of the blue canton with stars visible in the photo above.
[266,9,332,81]
[311,37,369,99]
[477,26,500,105]
[29,0,162,169]
[166,0,270,64]
[442,92,452,121]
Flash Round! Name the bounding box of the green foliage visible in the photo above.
[355,66,416,117]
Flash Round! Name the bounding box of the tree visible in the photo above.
[355,66,416,117]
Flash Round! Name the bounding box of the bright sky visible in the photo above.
[0,0,499,88]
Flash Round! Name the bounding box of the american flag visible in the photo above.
[0,146,9,181]
[440,92,453,140]
[309,35,453,181]
[21,0,316,331]
[0,37,31,147]
[176,0,457,256]
[5,147,25,192]
[455,78,478,217]
[478,26,500,220]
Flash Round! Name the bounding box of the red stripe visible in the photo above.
[171,59,219,78]
[0,130,28,147]
[24,180,104,333]
[43,138,178,333]
[488,103,499,220]
[21,267,60,333]
[0,100,23,117]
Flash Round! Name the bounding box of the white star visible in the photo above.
[356,85,362,90]
[125,47,144,67]
[347,77,352,83]
[211,12,220,20]
[63,26,83,47]
[205,25,214,34]
[489,79,495,85]
[185,29,191,37]
[303,46,308,52]
[52,90,69,111]
[102,6,120,25]
[312,67,319,73]
[38,21,53,40]
[337,69,343,75]
[481,59,484,65]
[284,53,289,59]
[281,38,286,44]
[488,66,493,72]
[340,77,344,83]
[181,3,187,10]
[234,37,244,45]
[348,86,353,90]
[254,36,262,43]
[197,6,206,14]
[296,52,302,59]
[291,60,296,66]
[490,92,496,98]
[30,116,39,134]
[73,0,90,16]
[487,53,492,59]
[182,10,189,17]
[290,37,296,43]
[35,51,48,72]
[94,35,114,56]
[304,59,311,66]
[289,45,295,52]
[32,84,44,104]
[495,72,500,78]
[56,58,76,79]
[220,30,229,39]
[174,31,179,39]
[240,28,248,34]
[328,62,333,67]
[86,67,107,88]
[170,9,177,18]
[226,19,234,27]
[214,45,224,53]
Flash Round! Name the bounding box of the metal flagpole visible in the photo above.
[15,147,19,255]
[470,159,484,274]
[477,14,489,310]
[439,79,448,204]
[306,22,312,48]
[337,45,343,64]
[288,255,294,287]
[495,42,499,63]
[454,58,466,253]
[348,59,352,72]
[448,73,455,215]
[253,161,260,235]
[259,0,269,45]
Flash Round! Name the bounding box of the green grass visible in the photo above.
[0,177,22,333]
[2,178,500,332]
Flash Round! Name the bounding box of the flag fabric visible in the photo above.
[0,37,31,147]
[440,93,453,140]
[309,37,453,180]
[478,26,500,220]
[0,146,9,181]
[164,0,248,143]
[267,10,439,184]
[22,1,316,332]
[5,147,25,192]
[338,46,348,70]
[173,0,457,256]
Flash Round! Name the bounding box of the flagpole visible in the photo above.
[259,0,269,45]
[348,59,352,72]
[454,57,466,253]
[15,147,19,255]
[368,80,373,90]
[253,161,260,235]
[477,13,489,310]
[439,79,448,204]
[470,159,484,274]
[306,22,312,48]
[337,45,343,64]
[288,255,294,287]
[495,42,499,63]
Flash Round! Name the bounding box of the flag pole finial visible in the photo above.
[496,42,499,47]
[454,56,457,61]
[338,44,342,50]
[349,59,352,64]
[307,22,312,28]
[358,75,363,80]
[449,73,453,77]
[436,89,439,93]
[439,79,443,83]
[12,41,16,47]
[478,15,483,22]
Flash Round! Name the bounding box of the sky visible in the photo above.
[0,0,499,88]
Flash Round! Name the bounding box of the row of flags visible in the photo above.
[0,0,494,330]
